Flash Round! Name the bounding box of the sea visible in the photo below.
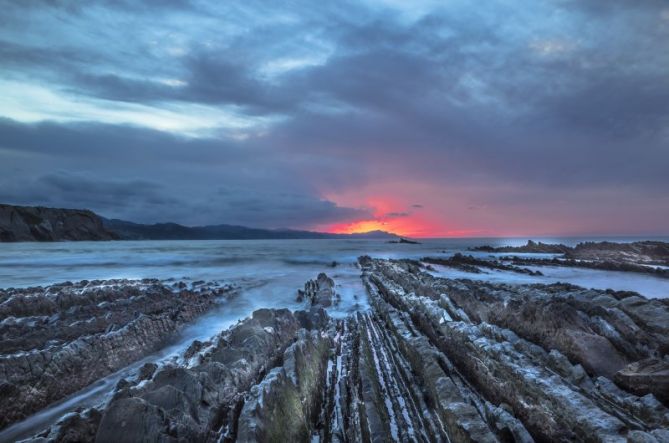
[1,237,668,440]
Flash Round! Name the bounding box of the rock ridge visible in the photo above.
[0,279,232,429]
[17,266,669,442]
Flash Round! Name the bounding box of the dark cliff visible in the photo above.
[0,204,117,242]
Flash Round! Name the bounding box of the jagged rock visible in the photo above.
[25,408,102,443]
[503,256,669,279]
[236,329,330,442]
[423,253,543,275]
[294,306,329,330]
[137,363,159,382]
[298,273,338,307]
[0,279,231,429]
[358,257,669,442]
[472,240,669,277]
[17,262,669,442]
[471,240,570,254]
[615,358,669,405]
[566,241,669,266]
[472,239,669,266]
[95,398,169,443]
[385,270,669,380]
[94,309,305,442]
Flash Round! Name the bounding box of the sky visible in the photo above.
[0,0,668,237]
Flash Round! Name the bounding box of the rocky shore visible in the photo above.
[423,253,543,276]
[472,240,669,277]
[0,279,233,429]
[502,255,669,279]
[15,259,669,442]
[567,241,669,266]
[472,239,571,254]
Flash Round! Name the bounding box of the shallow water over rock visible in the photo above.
[1,238,668,298]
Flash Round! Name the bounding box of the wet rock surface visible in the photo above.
[0,279,232,429]
[27,308,316,443]
[503,255,669,279]
[472,239,570,254]
[356,258,669,441]
[615,358,669,405]
[296,272,339,307]
[17,263,669,442]
[566,241,669,266]
[236,328,330,442]
[423,253,543,276]
[473,240,669,277]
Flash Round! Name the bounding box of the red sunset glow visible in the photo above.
[327,218,481,238]
[318,193,482,238]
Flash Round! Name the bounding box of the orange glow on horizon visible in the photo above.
[325,216,480,238]
[318,187,488,238]
[329,220,392,235]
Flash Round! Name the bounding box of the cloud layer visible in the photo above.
[0,0,667,235]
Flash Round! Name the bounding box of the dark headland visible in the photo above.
[0,203,398,242]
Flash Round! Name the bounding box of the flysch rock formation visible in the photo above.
[566,241,669,266]
[0,204,117,242]
[18,260,669,442]
[0,279,233,429]
[358,258,669,442]
[501,255,669,279]
[471,240,669,277]
[423,253,543,276]
[471,240,571,255]
[296,272,340,307]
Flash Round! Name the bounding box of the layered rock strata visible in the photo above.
[296,272,339,307]
[472,240,570,254]
[567,241,669,266]
[356,257,669,441]
[502,255,669,279]
[423,253,543,276]
[472,240,669,276]
[20,263,669,442]
[0,279,232,429]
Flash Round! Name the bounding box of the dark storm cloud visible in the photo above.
[70,52,296,113]
[212,187,372,228]
[0,119,371,227]
[0,170,372,227]
[0,0,667,232]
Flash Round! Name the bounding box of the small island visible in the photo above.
[387,237,421,244]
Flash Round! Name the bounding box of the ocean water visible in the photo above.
[1,237,667,297]
[1,237,668,440]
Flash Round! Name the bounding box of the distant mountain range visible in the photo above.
[0,203,398,242]
[102,218,397,241]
